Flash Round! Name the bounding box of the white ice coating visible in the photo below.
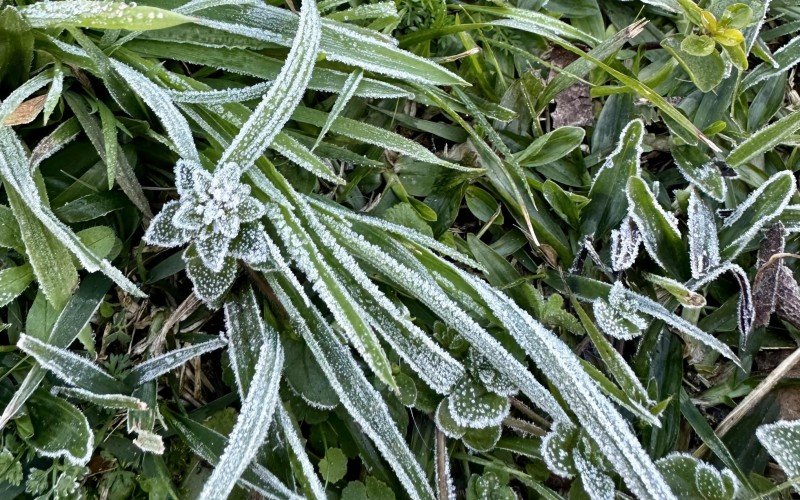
[458,272,676,499]
[757,419,800,494]
[688,189,720,279]
[125,336,227,386]
[262,238,435,499]
[610,217,642,272]
[17,334,122,395]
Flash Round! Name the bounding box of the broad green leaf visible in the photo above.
[21,1,194,30]
[515,126,585,167]
[465,5,598,46]
[448,378,509,429]
[96,101,118,189]
[671,146,727,202]
[742,36,800,89]
[7,189,77,309]
[0,205,23,253]
[581,119,644,238]
[680,34,716,56]
[318,448,348,483]
[465,186,503,224]
[662,36,727,92]
[0,274,111,429]
[757,420,800,494]
[76,226,117,260]
[718,171,795,260]
[26,390,93,466]
[17,334,125,395]
[627,176,689,279]
[727,109,800,167]
[542,180,581,228]
[0,264,33,308]
[687,189,720,278]
[655,453,739,499]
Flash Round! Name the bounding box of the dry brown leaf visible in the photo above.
[3,94,46,126]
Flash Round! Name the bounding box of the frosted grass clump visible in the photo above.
[144,160,270,303]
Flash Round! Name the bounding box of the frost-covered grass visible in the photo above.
[0,0,799,498]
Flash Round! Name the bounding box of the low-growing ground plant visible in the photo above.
[0,0,798,498]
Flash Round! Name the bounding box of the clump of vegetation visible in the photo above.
[0,0,798,497]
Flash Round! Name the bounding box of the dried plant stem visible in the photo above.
[435,429,450,500]
[695,345,800,458]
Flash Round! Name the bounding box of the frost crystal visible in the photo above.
[687,189,720,279]
[610,217,641,272]
[594,282,648,339]
[144,160,270,303]
[757,419,800,494]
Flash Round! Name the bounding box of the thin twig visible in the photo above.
[510,397,551,429]
[435,428,451,500]
[695,345,800,458]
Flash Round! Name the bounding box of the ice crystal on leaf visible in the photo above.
[144,160,270,303]
[447,376,509,429]
[655,453,740,499]
[610,217,641,272]
[594,282,648,339]
[757,419,800,494]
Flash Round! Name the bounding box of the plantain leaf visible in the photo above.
[581,120,644,238]
[727,110,800,167]
[26,390,93,466]
[217,0,320,171]
[627,176,689,279]
[21,1,194,30]
[718,171,795,260]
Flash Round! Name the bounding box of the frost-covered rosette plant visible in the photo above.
[144,160,271,303]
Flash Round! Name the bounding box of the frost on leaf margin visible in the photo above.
[757,419,800,494]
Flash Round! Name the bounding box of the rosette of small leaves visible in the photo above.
[144,160,271,303]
